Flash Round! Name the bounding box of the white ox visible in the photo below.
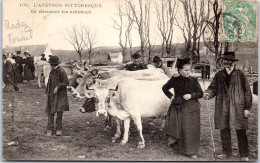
[85,73,171,148]
[34,60,51,88]
[72,65,168,98]
[34,60,78,88]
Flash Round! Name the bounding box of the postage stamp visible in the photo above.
[222,0,257,42]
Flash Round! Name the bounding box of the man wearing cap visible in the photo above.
[2,54,21,92]
[152,56,172,78]
[203,52,252,161]
[125,52,147,71]
[41,54,47,61]
[46,56,69,136]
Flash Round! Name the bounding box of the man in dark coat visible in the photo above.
[46,56,69,136]
[12,51,24,83]
[204,52,252,161]
[3,54,21,92]
[205,61,211,79]
[40,53,47,61]
[125,52,147,71]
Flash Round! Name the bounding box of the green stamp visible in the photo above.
[222,0,257,42]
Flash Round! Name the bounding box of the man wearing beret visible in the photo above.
[125,52,147,71]
[204,52,252,161]
[46,56,69,136]
[152,56,172,78]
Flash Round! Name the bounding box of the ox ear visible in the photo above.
[84,89,95,98]
[109,84,118,91]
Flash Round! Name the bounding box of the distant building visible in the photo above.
[3,44,52,61]
[108,52,123,63]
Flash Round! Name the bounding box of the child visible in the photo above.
[46,56,69,136]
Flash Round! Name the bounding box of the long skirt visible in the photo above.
[14,65,23,83]
[164,101,200,156]
[24,65,34,81]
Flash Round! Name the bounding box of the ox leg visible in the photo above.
[38,75,41,88]
[121,118,130,145]
[111,118,121,143]
[133,116,145,148]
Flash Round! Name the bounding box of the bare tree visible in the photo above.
[204,0,230,66]
[156,0,179,57]
[110,0,134,62]
[127,0,151,61]
[175,0,209,62]
[64,24,87,62]
[83,25,97,65]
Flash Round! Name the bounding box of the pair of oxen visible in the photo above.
[68,65,172,148]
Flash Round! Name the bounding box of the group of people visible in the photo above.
[111,51,253,160]
[162,52,252,161]
[3,50,253,161]
[3,51,36,92]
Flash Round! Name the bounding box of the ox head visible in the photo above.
[84,84,110,117]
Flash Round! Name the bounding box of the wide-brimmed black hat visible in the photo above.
[132,53,141,59]
[41,53,45,56]
[221,52,239,61]
[49,56,60,65]
[152,56,162,63]
[176,58,191,69]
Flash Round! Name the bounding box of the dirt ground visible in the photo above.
[2,79,258,161]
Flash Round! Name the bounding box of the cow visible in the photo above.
[84,76,171,148]
[34,60,51,88]
[72,65,169,98]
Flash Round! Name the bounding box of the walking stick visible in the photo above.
[6,76,23,92]
[203,79,216,161]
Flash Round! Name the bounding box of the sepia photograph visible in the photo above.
[2,0,258,161]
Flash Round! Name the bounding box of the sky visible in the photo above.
[2,0,186,50]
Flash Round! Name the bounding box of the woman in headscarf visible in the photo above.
[162,58,203,159]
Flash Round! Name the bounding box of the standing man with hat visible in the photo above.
[203,52,252,161]
[41,53,47,61]
[46,56,69,136]
[152,56,172,78]
[125,52,147,71]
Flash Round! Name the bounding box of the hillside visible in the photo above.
[51,42,257,71]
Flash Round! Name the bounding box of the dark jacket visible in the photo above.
[162,76,203,155]
[125,62,147,71]
[206,68,252,129]
[12,56,24,82]
[46,66,69,114]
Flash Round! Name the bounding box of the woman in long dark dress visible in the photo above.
[23,52,35,84]
[162,58,203,159]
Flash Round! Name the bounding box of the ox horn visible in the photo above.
[109,84,118,91]
[86,85,95,90]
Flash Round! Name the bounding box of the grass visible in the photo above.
[2,78,258,161]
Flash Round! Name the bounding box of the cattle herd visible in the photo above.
[2,57,182,148]
[34,59,172,149]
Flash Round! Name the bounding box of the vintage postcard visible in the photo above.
[2,0,258,161]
